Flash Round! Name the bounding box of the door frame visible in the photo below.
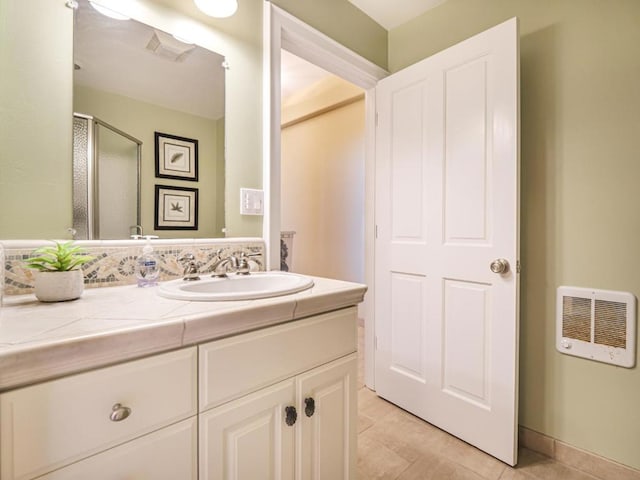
[263,2,387,388]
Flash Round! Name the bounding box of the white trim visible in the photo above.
[363,87,378,389]
[273,6,388,89]
[264,2,388,389]
[262,2,280,270]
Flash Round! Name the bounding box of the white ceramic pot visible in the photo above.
[34,270,85,302]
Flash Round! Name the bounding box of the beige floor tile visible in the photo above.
[398,454,489,480]
[498,468,535,480]
[359,412,375,433]
[360,408,450,464]
[434,434,507,480]
[358,387,399,421]
[358,433,411,480]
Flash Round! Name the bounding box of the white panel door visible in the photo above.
[199,379,296,480]
[296,354,357,480]
[375,18,519,465]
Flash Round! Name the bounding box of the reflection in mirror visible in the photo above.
[73,0,226,239]
[72,114,141,240]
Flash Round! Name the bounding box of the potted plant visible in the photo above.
[25,241,93,302]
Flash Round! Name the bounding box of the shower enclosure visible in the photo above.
[73,114,142,240]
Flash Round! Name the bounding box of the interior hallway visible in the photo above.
[356,323,605,480]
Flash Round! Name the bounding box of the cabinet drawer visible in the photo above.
[39,417,197,480]
[0,347,197,480]
[199,307,357,411]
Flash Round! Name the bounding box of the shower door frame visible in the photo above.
[73,113,142,240]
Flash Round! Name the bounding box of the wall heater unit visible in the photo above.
[557,286,636,368]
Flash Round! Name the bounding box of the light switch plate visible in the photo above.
[240,188,264,215]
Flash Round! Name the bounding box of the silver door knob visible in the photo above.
[490,258,509,274]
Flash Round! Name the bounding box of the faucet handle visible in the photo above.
[179,254,200,281]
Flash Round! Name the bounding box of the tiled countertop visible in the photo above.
[0,276,366,392]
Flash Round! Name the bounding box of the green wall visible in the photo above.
[75,86,225,238]
[389,0,640,470]
[0,0,73,239]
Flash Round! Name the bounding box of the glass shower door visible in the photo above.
[73,114,141,239]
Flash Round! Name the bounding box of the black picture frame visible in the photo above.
[154,185,199,230]
[155,132,199,181]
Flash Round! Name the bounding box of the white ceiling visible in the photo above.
[74,0,225,120]
[280,50,334,104]
[348,0,448,30]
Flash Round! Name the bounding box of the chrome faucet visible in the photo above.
[210,251,262,277]
[179,254,200,281]
[210,252,238,277]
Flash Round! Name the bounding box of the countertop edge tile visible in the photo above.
[181,298,297,345]
[293,287,367,319]
[0,321,185,391]
[0,278,367,392]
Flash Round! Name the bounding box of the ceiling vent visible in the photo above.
[557,286,636,368]
[146,29,195,62]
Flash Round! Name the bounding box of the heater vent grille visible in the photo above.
[557,287,636,368]
[594,300,627,348]
[562,296,591,342]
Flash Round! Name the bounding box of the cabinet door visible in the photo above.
[200,378,296,480]
[296,354,358,480]
[39,417,197,480]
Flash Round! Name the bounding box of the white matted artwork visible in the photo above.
[154,185,198,230]
[155,132,198,181]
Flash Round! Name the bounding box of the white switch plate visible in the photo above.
[240,188,264,215]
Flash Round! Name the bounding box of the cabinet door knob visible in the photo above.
[304,397,315,417]
[109,403,132,422]
[285,406,297,426]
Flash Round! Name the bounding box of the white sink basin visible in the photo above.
[157,271,314,301]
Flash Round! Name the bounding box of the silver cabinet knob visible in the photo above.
[109,403,132,422]
[490,258,510,274]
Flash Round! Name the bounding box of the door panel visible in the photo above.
[375,18,519,465]
[443,279,491,408]
[391,84,427,241]
[296,354,357,480]
[199,379,295,480]
[444,57,490,242]
[390,273,427,382]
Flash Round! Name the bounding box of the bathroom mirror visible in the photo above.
[0,0,263,240]
[73,0,225,239]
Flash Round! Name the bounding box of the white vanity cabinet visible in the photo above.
[0,347,198,480]
[0,305,359,480]
[198,307,358,480]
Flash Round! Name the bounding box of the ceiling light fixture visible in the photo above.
[193,0,238,18]
[89,1,130,20]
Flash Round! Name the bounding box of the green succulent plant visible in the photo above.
[25,241,94,272]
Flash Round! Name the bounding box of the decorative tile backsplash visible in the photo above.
[2,239,265,296]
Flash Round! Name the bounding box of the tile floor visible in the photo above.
[356,325,603,480]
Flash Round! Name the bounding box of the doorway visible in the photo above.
[279,51,365,284]
[264,3,387,389]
